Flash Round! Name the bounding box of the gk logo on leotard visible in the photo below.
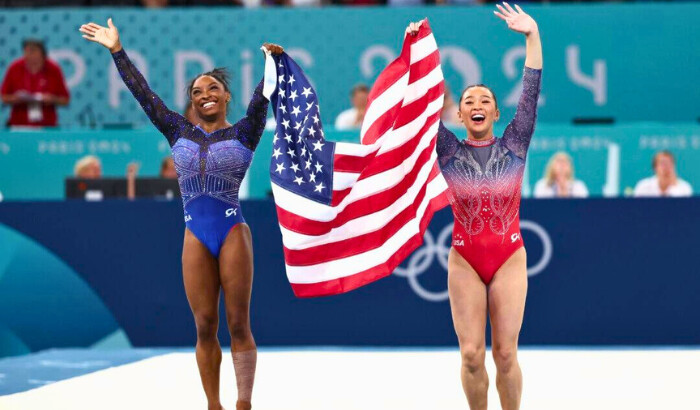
[225,208,237,217]
[394,220,553,302]
[184,215,192,222]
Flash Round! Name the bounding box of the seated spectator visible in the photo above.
[534,152,589,198]
[1,39,70,127]
[160,156,177,178]
[335,84,369,130]
[74,155,103,179]
[634,150,692,197]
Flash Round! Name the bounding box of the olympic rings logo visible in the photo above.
[393,220,553,302]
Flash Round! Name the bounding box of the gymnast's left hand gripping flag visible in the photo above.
[262,21,448,297]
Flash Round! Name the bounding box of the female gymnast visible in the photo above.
[409,3,542,409]
[79,19,282,410]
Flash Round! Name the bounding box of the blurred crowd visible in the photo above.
[0,38,694,201]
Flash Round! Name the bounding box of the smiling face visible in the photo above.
[458,86,500,140]
[190,75,230,122]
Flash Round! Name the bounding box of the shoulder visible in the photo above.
[634,176,656,195]
[5,58,25,74]
[572,180,589,196]
[533,179,551,197]
[335,108,356,120]
[677,178,693,192]
[44,59,63,73]
[335,108,357,128]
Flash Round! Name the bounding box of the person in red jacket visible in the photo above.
[1,39,70,127]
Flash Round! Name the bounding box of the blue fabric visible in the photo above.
[112,49,268,257]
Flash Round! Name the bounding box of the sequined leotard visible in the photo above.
[112,49,269,258]
[437,67,542,284]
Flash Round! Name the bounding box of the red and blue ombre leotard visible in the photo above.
[437,67,542,284]
[112,50,269,258]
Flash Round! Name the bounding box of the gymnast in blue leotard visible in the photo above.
[80,18,282,410]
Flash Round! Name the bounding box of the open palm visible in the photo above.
[79,18,120,51]
[494,3,537,36]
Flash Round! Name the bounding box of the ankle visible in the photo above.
[236,400,252,410]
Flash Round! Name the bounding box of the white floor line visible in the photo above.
[1,349,699,409]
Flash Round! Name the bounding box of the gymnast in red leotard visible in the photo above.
[408,3,541,409]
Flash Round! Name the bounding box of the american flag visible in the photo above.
[263,21,448,297]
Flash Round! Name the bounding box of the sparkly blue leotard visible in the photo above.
[112,49,269,258]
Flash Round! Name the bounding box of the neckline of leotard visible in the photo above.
[464,137,496,147]
[195,124,233,136]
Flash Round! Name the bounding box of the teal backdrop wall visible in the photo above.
[1,123,699,200]
[0,4,698,128]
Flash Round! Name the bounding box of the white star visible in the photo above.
[316,104,321,113]
[314,182,325,193]
[309,172,317,182]
[278,60,284,68]
[300,146,307,157]
[305,159,312,170]
[272,147,282,160]
[320,129,325,138]
[301,87,313,98]
[312,140,324,151]
[308,127,316,137]
[287,148,297,158]
[293,176,304,185]
[289,90,298,102]
[294,121,302,130]
[278,74,285,83]
[288,74,296,86]
[275,162,286,174]
[297,134,303,143]
[284,133,293,143]
[303,114,309,123]
[314,162,323,173]
[278,88,286,98]
[312,114,319,124]
[305,102,314,112]
[290,162,300,173]
[281,119,290,129]
[291,105,302,117]
[272,133,279,144]
[279,104,287,113]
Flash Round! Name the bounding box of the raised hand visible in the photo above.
[494,3,538,36]
[405,20,424,37]
[262,43,284,56]
[79,18,122,53]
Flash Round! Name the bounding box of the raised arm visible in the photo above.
[80,19,185,146]
[495,3,542,158]
[233,77,269,152]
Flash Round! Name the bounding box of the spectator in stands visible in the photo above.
[160,156,177,178]
[534,152,589,198]
[74,155,103,179]
[335,83,369,130]
[1,39,70,127]
[441,87,462,127]
[634,150,692,197]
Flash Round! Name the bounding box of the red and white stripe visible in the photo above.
[272,22,449,297]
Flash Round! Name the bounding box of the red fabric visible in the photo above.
[1,58,70,127]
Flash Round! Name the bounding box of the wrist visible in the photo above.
[525,26,540,38]
[110,42,123,54]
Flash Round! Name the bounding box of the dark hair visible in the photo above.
[652,150,675,169]
[186,67,231,99]
[350,83,369,97]
[460,84,498,111]
[22,38,46,57]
